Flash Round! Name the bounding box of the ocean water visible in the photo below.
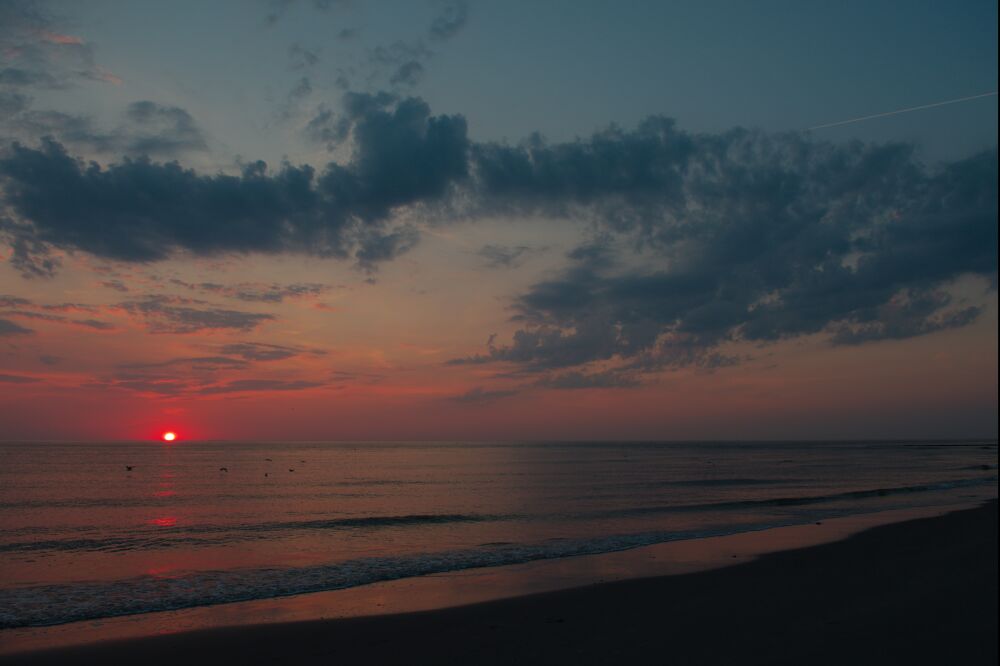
[0,440,996,629]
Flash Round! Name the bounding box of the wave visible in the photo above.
[6,486,993,630]
[3,477,994,555]
[0,513,506,554]
[570,476,997,520]
[662,478,795,487]
[0,475,994,627]
[0,516,840,628]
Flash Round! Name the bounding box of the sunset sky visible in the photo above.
[0,0,996,441]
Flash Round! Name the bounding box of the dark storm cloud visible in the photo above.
[1,90,996,369]
[455,129,996,377]
[1,93,468,267]
[117,296,275,333]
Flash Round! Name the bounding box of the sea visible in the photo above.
[0,440,996,630]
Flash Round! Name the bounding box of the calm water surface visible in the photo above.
[0,440,996,628]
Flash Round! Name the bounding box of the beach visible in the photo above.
[4,499,995,665]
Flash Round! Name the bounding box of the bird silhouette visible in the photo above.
[219,467,229,472]
[125,465,134,471]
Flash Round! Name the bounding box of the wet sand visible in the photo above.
[3,499,995,665]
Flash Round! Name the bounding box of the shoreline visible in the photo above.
[1,498,996,663]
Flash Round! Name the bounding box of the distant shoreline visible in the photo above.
[3,499,996,665]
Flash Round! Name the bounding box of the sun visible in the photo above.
[162,432,177,442]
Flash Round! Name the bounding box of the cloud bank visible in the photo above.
[1,91,996,379]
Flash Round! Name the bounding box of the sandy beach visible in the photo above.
[3,499,995,665]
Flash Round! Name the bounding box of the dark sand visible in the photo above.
[4,501,996,665]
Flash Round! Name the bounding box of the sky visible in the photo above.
[0,0,996,441]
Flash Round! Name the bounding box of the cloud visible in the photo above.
[122,101,208,156]
[100,279,128,292]
[288,43,320,70]
[828,290,983,345]
[119,355,250,371]
[264,0,347,25]
[454,120,994,377]
[459,138,996,376]
[198,378,325,394]
[0,68,58,88]
[2,100,208,158]
[117,296,275,333]
[535,370,641,390]
[450,386,519,404]
[0,373,40,383]
[429,1,469,42]
[369,41,432,89]
[1,309,113,330]
[169,279,327,303]
[0,91,30,116]
[107,342,327,396]
[217,342,322,361]
[2,91,996,370]
[0,295,114,330]
[2,93,468,267]
[0,1,121,90]
[389,60,424,87]
[0,318,33,335]
[477,243,536,268]
[362,0,471,91]
[0,221,61,277]
[83,375,197,396]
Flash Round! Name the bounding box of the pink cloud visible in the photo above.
[95,67,124,86]
[41,31,85,45]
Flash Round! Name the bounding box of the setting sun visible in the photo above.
[162,432,176,442]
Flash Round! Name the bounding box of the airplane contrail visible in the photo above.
[808,91,997,131]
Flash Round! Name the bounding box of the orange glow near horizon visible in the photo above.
[162,432,176,442]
